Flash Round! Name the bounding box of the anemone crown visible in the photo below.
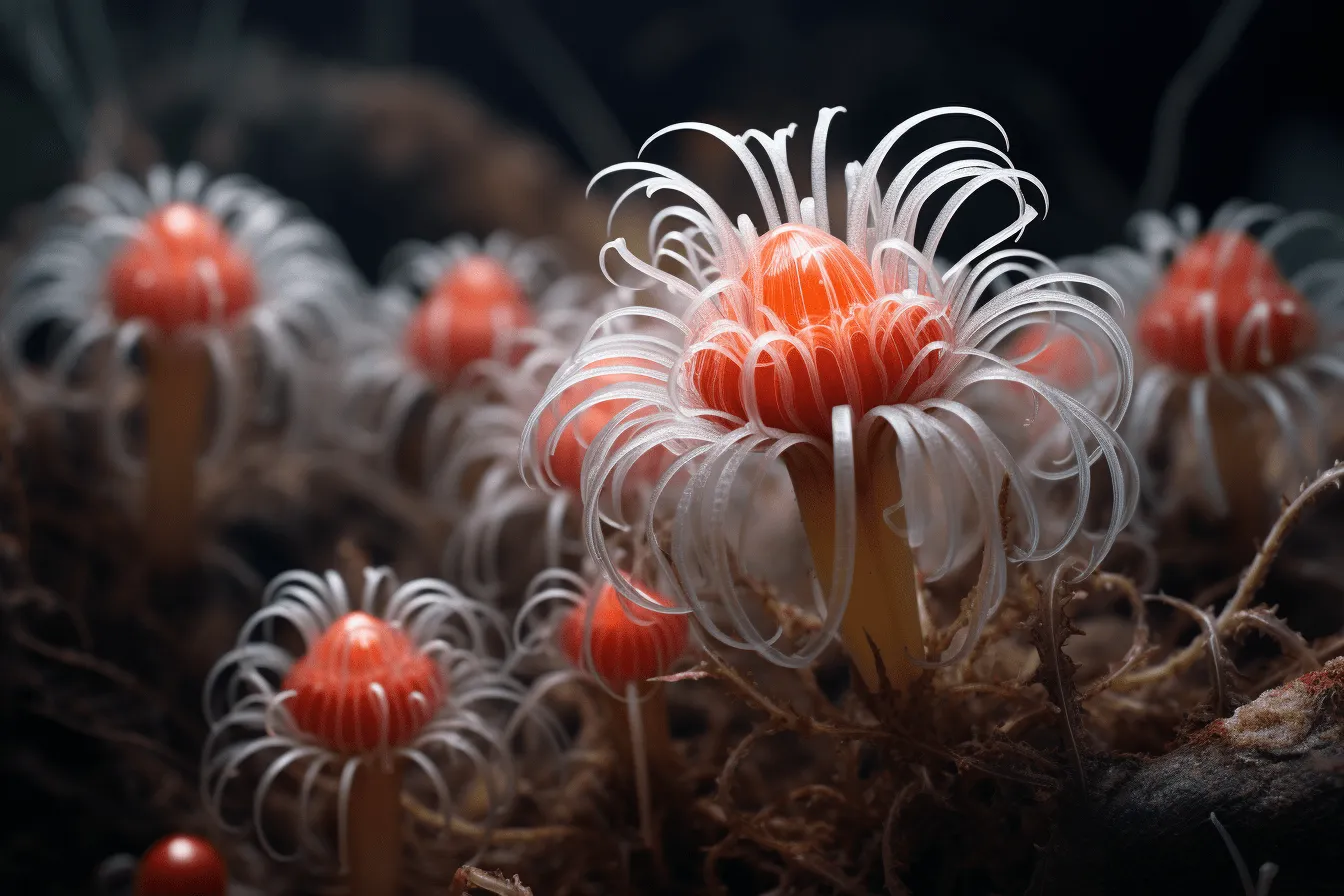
[403,255,535,384]
[750,223,878,326]
[1137,230,1316,375]
[433,254,528,309]
[281,611,444,752]
[558,582,689,688]
[690,221,954,438]
[105,202,256,333]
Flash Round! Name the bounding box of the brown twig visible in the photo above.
[881,782,920,896]
[1080,572,1155,699]
[1146,594,1234,717]
[1226,461,1344,615]
[1228,607,1321,674]
[1117,462,1344,689]
[1028,562,1088,790]
[449,866,534,896]
[9,623,199,738]
[401,793,583,844]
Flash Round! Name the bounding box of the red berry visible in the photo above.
[134,834,227,896]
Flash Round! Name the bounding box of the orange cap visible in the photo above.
[282,612,444,753]
[105,203,256,334]
[557,581,688,689]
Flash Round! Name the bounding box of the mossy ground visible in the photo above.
[4,395,1344,894]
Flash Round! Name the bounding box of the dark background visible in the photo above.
[2,0,1343,278]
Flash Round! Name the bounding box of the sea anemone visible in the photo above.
[435,282,657,601]
[515,568,690,851]
[985,272,1134,545]
[0,163,360,568]
[390,235,546,387]
[201,566,528,895]
[524,106,1137,690]
[1078,202,1344,527]
[518,569,691,694]
[998,306,1122,409]
[335,232,587,486]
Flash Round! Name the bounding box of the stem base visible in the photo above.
[785,433,924,692]
[143,333,211,574]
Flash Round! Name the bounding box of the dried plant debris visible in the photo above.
[449,866,535,896]
[4,410,1344,894]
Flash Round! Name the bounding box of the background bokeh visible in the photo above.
[3,0,1343,278]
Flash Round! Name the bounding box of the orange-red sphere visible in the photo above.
[557,582,689,688]
[1137,231,1316,374]
[105,203,257,334]
[133,834,227,896]
[282,612,444,753]
[403,255,534,384]
[436,255,527,309]
[690,224,952,437]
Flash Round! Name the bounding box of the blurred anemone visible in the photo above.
[515,568,692,696]
[388,235,553,385]
[983,260,1140,569]
[201,566,537,872]
[513,566,690,850]
[995,286,1126,418]
[524,106,1137,689]
[334,231,593,485]
[0,163,361,470]
[1074,202,1344,521]
[434,278,654,602]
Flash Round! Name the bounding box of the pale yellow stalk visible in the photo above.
[602,683,676,857]
[784,431,924,692]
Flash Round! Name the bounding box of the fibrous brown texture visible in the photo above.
[6,409,1344,893]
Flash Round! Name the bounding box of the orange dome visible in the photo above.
[105,203,256,334]
[690,224,953,437]
[438,255,526,308]
[1138,231,1316,374]
[404,255,534,384]
[282,612,443,752]
[557,582,688,688]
